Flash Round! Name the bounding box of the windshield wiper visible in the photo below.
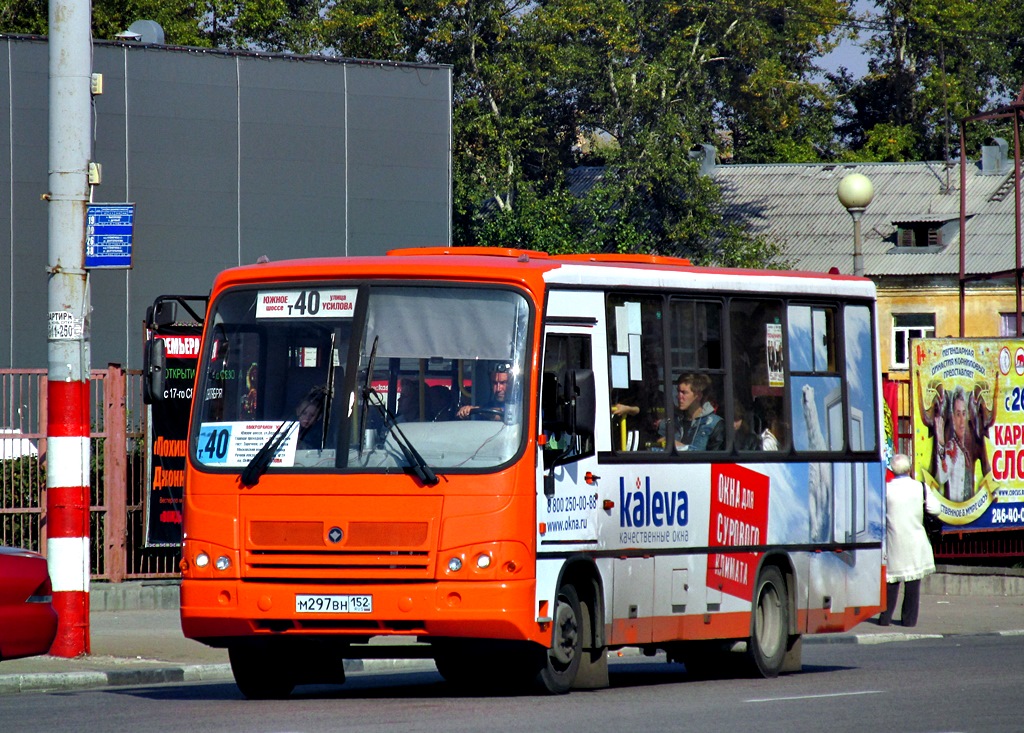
[357,336,379,458]
[320,331,338,451]
[240,419,298,487]
[364,388,439,486]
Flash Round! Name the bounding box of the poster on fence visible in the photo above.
[145,333,199,547]
[912,338,1024,532]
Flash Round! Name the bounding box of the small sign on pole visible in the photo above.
[85,203,134,269]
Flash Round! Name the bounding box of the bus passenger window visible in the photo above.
[729,298,786,453]
[606,295,665,451]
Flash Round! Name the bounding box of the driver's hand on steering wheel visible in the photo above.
[456,404,476,419]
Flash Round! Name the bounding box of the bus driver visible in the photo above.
[457,364,510,420]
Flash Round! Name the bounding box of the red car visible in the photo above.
[0,547,58,661]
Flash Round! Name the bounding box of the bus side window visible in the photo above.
[730,298,787,453]
[606,294,665,452]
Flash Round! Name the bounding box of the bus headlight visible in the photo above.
[195,551,210,568]
[215,555,231,571]
[475,553,492,569]
[447,557,463,573]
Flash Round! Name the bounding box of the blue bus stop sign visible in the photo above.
[86,203,134,269]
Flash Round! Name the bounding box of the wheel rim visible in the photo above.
[550,595,579,667]
[755,581,783,657]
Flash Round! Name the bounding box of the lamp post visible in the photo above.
[837,173,874,277]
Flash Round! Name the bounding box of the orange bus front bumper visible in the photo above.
[180,577,545,647]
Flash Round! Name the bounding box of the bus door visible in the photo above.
[536,291,606,579]
[538,328,599,546]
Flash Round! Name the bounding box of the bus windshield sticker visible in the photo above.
[196,421,298,467]
[256,289,358,319]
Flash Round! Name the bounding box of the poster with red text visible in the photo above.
[912,338,1024,531]
[707,464,770,600]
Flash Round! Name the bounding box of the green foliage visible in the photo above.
[0,0,48,35]
[845,0,1022,161]
[9,0,1024,260]
[1,457,45,552]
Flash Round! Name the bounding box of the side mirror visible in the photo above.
[142,337,167,404]
[146,300,177,328]
[568,368,596,441]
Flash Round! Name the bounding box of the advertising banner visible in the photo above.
[145,334,199,546]
[707,463,770,600]
[912,338,1024,531]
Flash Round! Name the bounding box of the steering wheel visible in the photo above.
[469,407,504,420]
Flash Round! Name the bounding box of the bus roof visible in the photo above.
[210,248,876,300]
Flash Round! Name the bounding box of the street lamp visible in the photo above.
[837,173,874,277]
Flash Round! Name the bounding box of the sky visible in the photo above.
[820,36,869,78]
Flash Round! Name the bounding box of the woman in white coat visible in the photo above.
[880,453,941,627]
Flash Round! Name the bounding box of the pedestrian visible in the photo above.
[880,453,941,627]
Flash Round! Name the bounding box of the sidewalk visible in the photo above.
[2,567,1022,695]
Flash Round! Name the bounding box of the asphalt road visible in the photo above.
[2,633,1022,733]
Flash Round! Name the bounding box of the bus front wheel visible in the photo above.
[536,583,582,694]
[747,566,789,678]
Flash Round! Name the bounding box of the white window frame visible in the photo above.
[1000,313,1024,337]
[891,313,935,370]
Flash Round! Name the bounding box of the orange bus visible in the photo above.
[171,247,885,698]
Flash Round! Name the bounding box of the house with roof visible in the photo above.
[709,139,1022,385]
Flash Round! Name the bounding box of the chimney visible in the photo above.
[689,144,717,177]
[980,137,1009,176]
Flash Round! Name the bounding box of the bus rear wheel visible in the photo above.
[747,566,789,678]
[229,642,296,700]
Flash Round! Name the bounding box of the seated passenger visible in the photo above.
[758,401,784,451]
[295,386,326,448]
[734,402,761,451]
[659,372,724,451]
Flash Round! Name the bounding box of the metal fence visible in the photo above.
[0,367,178,581]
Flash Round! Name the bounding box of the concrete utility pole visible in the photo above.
[46,0,93,657]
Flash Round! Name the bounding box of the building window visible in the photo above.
[1000,313,1024,337]
[897,224,943,248]
[892,313,935,369]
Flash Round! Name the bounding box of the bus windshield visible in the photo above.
[192,283,531,475]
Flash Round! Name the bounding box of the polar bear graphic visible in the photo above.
[802,384,833,543]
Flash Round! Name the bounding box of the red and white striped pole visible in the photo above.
[46,0,93,657]
[46,384,92,656]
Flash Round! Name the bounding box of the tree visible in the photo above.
[844,0,1020,161]
[0,0,839,266]
[457,0,810,264]
[700,0,852,163]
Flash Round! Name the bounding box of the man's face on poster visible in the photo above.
[952,396,967,443]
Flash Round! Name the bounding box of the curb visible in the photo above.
[0,658,441,696]
[0,664,234,696]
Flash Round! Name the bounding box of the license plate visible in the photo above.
[295,594,372,613]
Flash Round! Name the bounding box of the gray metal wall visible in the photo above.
[0,36,452,370]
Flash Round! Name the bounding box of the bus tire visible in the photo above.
[572,597,608,689]
[747,565,789,678]
[229,643,296,700]
[536,583,582,694]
